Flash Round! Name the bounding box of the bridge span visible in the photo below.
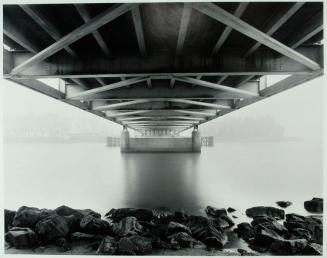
[3,2,323,152]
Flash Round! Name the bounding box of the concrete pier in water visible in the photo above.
[120,127,201,153]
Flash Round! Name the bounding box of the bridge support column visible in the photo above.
[192,125,201,152]
[120,126,130,152]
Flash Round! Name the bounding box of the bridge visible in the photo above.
[3,2,323,152]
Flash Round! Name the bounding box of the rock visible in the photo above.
[252,228,283,248]
[286,213,305,222]
[248,244,269,253]
[186,216,227,249]
[5,227,39,249]
[105,208,153,222]
[80,215,111,235]
[54,237,70,252]
[246,206,285,219]
[54,205,100,219]
[288,228,312,242]
[304,198,323,213]
[276,201,292,208]
[70,232,104,241]
[118,235,152,255]
[253,219,288,236]
[205,206,227,218]
[35,214,70,242]
[234,223,255,241]
[97,236,118,255]
[302,243,323,255]
[152,207,175,220]
[219,215,235,228]
[168,232,206,248]
[269,238,307,255]
[174,210,188,220]
[63,214,80,233]
[232,215,238,219]
[111,216,144,236]
[167,221,192,236]
[12,206,55,229]
[5,209,16,233]
[284,215,322,244]
[227,207,236,213]
[237,248,258,256]
[251,215,275,227]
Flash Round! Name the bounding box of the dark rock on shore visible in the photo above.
[105,208,153,222]
[227,207,236,213]
[276,201,292,208]
[80,215,111,235]
[55,205,100,219]
[70,232,103,241]
[246,206,285,220]
[97,236,117,255]
[118,235,152,255]
[205,206,227,218]
[269,238,307,254]
[234,223,255,241]
[5,209,16,233]
[153,207,175,220]
[304,198,323,213]
[54,237,70,252]
[35,214,70,242]
[187,215,227,249]
[168,232,205,248]
[5,227,39,249]
[167,221,192,236]
[302,243,323,255]
[13,206,55,229]
[112,216,144,236]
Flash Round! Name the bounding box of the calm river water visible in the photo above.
[4,141,322,219]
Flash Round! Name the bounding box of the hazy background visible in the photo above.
[1,76,324,217]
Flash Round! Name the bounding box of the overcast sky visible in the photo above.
[2,75,324,140]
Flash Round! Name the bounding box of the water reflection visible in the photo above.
[122,153,202,213]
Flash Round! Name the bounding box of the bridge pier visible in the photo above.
[120,126,201,153]
[192,125,201,153]
[120,126,130,152]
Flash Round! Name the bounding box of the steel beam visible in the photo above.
[244,2,304,57]
[175,76,258,97]
[117,116,206,121]
[9,3,138,75]
[68,77,147,99]
[75,4,112,57]
[176,3,192,57]
[193,3,321,71]
[131,6,147,56]
[212,2,248,55]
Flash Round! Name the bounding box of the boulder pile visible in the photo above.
[4,198,323,255]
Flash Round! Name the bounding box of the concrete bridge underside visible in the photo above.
[3,2,324,152]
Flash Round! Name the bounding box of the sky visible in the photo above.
[1,75,324,141]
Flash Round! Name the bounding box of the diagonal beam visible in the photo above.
[106,110,150,118]
[176,3,193,57]
[174,76,258,97]
[175,110,216,117]
[20,5,78,59]
[168,98,231,109]
[10,3,138,76]
[211,2,248,55]
[131,6,147,56]
[244,2,304,57]
[68,77,147,99]
[217,75,228,84]
[287,11,323,49]
[94,99,153,111]
[169,77,176,88]
[193,3,321,71]
[95,78,107,86]
[75,4,112,57]
[3,18,39,53]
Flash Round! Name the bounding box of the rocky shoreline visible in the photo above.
[4,198,323,256]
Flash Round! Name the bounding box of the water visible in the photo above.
[4,141,322,218]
